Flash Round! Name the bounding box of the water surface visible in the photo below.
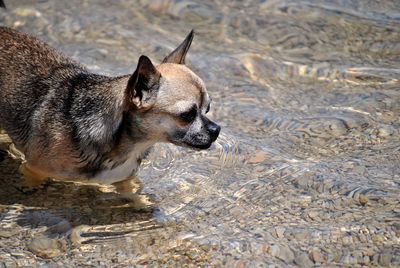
[0,0,399,266]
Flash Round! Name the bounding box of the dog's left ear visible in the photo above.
[162,30,194,64]
[127,55,161,110]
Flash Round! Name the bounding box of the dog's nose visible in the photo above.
[207,121,221,141]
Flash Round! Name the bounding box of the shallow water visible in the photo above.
[0,0,399,266]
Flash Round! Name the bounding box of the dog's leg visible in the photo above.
[113,176,143,194]
[17,163,48,193]
[112,177,154,209]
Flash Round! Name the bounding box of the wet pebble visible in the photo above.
[377,125,395,138]
[28,236,66,258]
[294,252,314,267]
[378,253,392,266]
[358,194,369,206]
[309,248,326,264]
[145,0,222,22]
[307,210,320,221]
[247,151,267,164]
[328,119,349,137]
[269,244,295,263]
[274,227,285,238]
[0,228,20,238]
[13,7,41,17]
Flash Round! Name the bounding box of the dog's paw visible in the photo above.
[94,192,156,211]
[106,193,156,212]
[124,193,155,210]
[112,177,144,195]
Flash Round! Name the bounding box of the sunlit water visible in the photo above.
[0,0,399,266]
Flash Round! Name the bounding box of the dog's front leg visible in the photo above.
[112,177,154,209]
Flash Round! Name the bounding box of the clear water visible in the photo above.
[0,0,399,266]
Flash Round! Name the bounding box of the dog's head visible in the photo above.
[125,31,220,149]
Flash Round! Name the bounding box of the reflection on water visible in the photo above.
[1,0,400,266]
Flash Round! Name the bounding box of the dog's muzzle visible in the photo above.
[191,120,221,150]
[173,118,221,150]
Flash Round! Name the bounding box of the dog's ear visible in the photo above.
[162,30,194,64]
[127,55,161,109]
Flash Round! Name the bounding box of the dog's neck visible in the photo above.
[90,136,155,184]
[71,73,158,179]
[88,106,157,184]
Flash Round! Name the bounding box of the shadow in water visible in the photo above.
[0,134,157,233]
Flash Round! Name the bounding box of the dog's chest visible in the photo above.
[92,144,151,184]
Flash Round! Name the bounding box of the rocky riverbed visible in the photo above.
[0,0,399,267]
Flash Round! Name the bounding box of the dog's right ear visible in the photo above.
[0,0,6,9]
[162,30,194,64]
[126,55,161,110]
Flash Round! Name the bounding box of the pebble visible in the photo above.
[275,227,285,238]
[247,151,267,164]
[309,248,325,263]
[298,195,312,207]
[328,120,349,137]
[307,210,320,220]
[27,236,66,258]
[255,166,265,172]
[359,194,369,205]
[377,126,395,138]
[363,255,370,264]
[379,253,392,266]
[13,7,41,17]
[294,252,314,267]
[0,229,20,238]
[363,248,374,257]
[371,234,385,243]
[342,236,353,245]
[269,245,295,263]
[292,230,310,240]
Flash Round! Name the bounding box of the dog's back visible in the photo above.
[0,27,76,78]
[0,27,83,149]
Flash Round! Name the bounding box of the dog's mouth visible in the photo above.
[183,142,213,150]
[169,139,214,150]
[182,134,220,150]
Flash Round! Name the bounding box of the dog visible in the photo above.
[0,21,220,196]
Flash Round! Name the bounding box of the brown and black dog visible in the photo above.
[0,4,220,197]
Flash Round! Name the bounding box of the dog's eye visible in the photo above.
[179,107,197,123]
[205,103,210,114]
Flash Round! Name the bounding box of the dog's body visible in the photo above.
[0,26,220,188]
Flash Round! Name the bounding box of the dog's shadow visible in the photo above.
[0,133,158,241]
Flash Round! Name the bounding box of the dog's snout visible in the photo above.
[207,121,221,140]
